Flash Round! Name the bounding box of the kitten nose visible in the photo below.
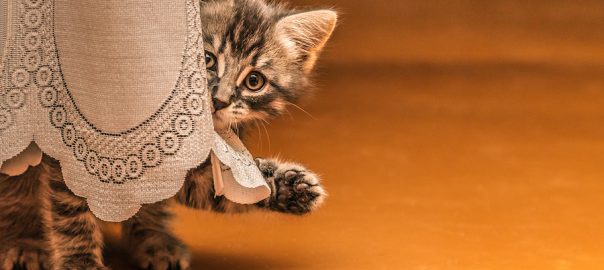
[213,99,230,111]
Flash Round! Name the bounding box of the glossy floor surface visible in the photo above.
[104,0,604,269]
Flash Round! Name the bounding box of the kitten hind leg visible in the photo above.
[42,157,107,270]
[121,201,191,270]
[0,166,50,270]
[256,158,326,215]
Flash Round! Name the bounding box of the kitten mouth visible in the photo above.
[212,109,226,119]
[212,112,230,130]
[212,112,223,122]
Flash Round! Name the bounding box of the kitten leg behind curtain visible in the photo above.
[176,158,325,215]
[176,160,257,213]
[41,157,107,270]
[122,201,191,270]
[0,166,49,270]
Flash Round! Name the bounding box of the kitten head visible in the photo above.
[200,0,337,129]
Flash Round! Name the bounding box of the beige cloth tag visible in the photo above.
[211,129,270,204]
[211,151,225,196]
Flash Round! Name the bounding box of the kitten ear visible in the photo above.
[275,10,338,73]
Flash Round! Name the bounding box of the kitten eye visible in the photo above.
[244,71,266,91]
[204,52,217,70]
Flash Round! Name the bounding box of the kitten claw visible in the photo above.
[1,246,49,270]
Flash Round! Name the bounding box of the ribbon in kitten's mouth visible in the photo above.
[210,102,223,121]
[210,126,271,203]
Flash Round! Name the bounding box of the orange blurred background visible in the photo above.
[106,0,604,269]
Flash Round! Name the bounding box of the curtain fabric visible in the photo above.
[0,0,269,222]
[0,0,6,59]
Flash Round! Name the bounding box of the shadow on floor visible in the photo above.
[104,240,304,270]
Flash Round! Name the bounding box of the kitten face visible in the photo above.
[200,0,337,129]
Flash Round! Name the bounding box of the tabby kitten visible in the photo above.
[0,0,337,269]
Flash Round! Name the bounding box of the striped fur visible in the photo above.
[42,156,106,270]
[201,0,337,130]
[122,202,191,270]
[0,157,49,269]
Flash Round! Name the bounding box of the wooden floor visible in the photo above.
[104,0,604,269]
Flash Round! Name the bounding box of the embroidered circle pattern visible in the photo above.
[0,109,13,130]
[17,0,211,184]
[0,3,38,132]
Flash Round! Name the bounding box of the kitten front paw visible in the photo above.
[257,159,326,215]
[128,234,191,270]
[0,246,49,270]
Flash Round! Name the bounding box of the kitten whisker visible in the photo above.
[228,120,234,133]
[259,120,271,151]
[253,120,264,150]
[259,118,271,125]
[285,101,315,120]
[283,107,295,120]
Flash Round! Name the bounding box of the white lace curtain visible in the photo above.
[0,0,269,222]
